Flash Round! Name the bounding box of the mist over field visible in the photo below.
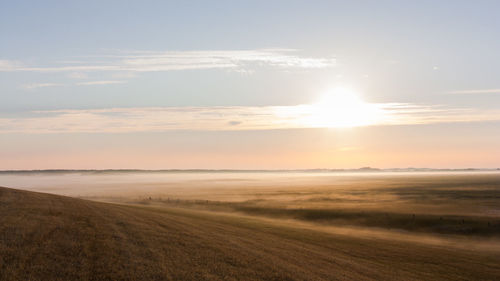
[2,171,499,245]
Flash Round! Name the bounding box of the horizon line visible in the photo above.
[1,167,499,173]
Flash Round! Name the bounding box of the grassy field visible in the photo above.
[1,179,500,280]
[1,172,500,280]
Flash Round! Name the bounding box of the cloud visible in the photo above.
[111,72,137,79]
[338,146,362,152]
[0,49,335,74]
[0,60,22,71]
[20,80,125,89]
[376,104,500,125]
[1,103,499,134]
[76,80,126,86]
[67,72,88,79]
[22,83,63,90]
[447,89,500,94]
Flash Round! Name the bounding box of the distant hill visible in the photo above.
[1,186,499,280]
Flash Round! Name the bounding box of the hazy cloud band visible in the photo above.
[1,104,499,134]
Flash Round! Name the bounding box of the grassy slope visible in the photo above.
[0,187,499,281]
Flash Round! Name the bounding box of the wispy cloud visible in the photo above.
[20,80,125,89]
[67,72,88,79]
[1,103,499,134]
[111,72,137,79]
[76,80,126,86]
[0,49,335,74]
[338,146,362,152]
[0,60,22,71]
[22,83,63,90]
[377,104,500,125]
[447,89,500,94]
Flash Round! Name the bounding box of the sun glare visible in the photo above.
[301,88,382,128]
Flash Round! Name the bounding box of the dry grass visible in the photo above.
[127,173,500,237]
[1,186,500,280]
[157,201,500,236]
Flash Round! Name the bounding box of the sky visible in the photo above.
[1,0,500,169]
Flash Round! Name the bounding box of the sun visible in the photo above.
[301,87,381,128]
